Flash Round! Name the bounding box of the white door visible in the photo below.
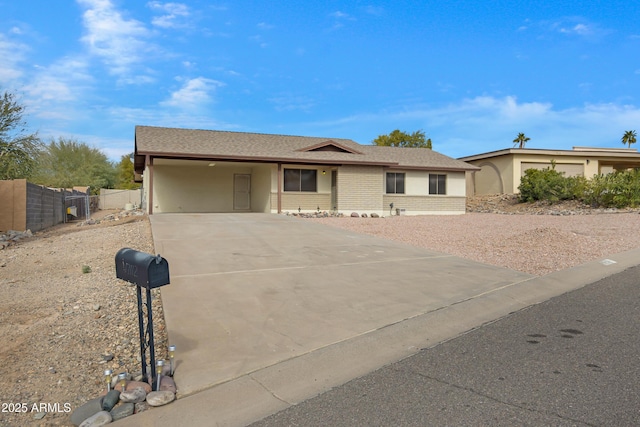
[233,174,251,210]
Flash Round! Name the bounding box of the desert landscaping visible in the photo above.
[2,195,640,425]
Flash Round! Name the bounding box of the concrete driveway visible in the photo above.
[117,213,638,426]
[149,213,533,392]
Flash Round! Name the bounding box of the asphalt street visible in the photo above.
[250,264,640,427]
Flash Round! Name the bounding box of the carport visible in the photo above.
[148,159,273,214]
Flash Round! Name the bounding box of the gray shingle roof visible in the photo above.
[134,125,478,172]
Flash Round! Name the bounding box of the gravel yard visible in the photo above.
[2,198,640,426]
[0,211,163,426]
[308,211,640,276]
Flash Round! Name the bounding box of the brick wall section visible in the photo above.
[382,195,466,214]
[337,165,384,213]
[271,192,331,212]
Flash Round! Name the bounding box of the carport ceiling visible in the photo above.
[153,159,260,168]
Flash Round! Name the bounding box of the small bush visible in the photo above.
[82,265,92,274]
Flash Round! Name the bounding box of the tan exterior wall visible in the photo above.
[143,160,468,216]
[383,170,466,215]
[0,179,27,231]
[251,165,272,213]
[152,163,275,213]
[271,193,332,212]
[142,163,150,213]
[466,152,631,195]
[471,155,513,195]
[337,165,384,215]
[383,195,466,215]
[269,164,333,213]
[99,189,142,210]
[521,161,583,177]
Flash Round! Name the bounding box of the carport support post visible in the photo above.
[135,285,158,389]
[277,163,282,213]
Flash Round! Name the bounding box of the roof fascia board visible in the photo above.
[139,153,400,167]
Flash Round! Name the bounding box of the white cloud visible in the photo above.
[77,0,155,78]
[147,1,191,29]
[161,77,225,109]
[326,10,356,31]
[541,18,610,40]
[22,56,94,123]
[305,96,640,157]
[0,33,28,82]
[269,94,316,112]
[249,35,268,48]
[28,57,92,99]
[257,22,275,30]
[330,11,351,19]
[560,23,592,36]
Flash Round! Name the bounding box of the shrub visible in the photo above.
[518,167,582,203]
[520,167,640,208]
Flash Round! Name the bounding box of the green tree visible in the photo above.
[621,130,637,148]
[31,138,116,193]
[372,129,432,148]
[512,132,530,149]
[116,153,141,189]
[0,90,43,179]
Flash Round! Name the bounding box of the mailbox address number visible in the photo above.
[121,260,138,278]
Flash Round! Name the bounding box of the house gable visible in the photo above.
[298,140,363,154]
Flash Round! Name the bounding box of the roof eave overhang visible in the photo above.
[135,151,399,168]
[386,165,481,172]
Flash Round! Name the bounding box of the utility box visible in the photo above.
[396,208,406,215]
[115,248,170,289]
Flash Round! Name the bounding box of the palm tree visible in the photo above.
[513,132,530,149]
[621,130,637,148]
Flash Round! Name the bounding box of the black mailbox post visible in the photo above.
[115,248,170,389]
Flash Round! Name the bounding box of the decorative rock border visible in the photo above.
[282,211,382,219]
[70,366,178,426]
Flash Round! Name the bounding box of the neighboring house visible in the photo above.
[459,147,640,196]
[133,126,479,216]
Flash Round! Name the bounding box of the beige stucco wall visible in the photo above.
[150,162,272,213]
[251,165,272,213]
[469,154,594,195]
[99,189,142,210]
[269,165,333,213]
[0,179,27,231]
[143,160,468,216]
[465,152,634,195]
[384,170,466,215]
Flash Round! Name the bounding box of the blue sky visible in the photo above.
[1,0,639,161]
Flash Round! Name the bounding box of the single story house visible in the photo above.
[133,126,479,216]
[459,146,640,196]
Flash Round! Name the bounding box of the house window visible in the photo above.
[429,174,446,195]
[386,173,405,194]
[284,169,317,192]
